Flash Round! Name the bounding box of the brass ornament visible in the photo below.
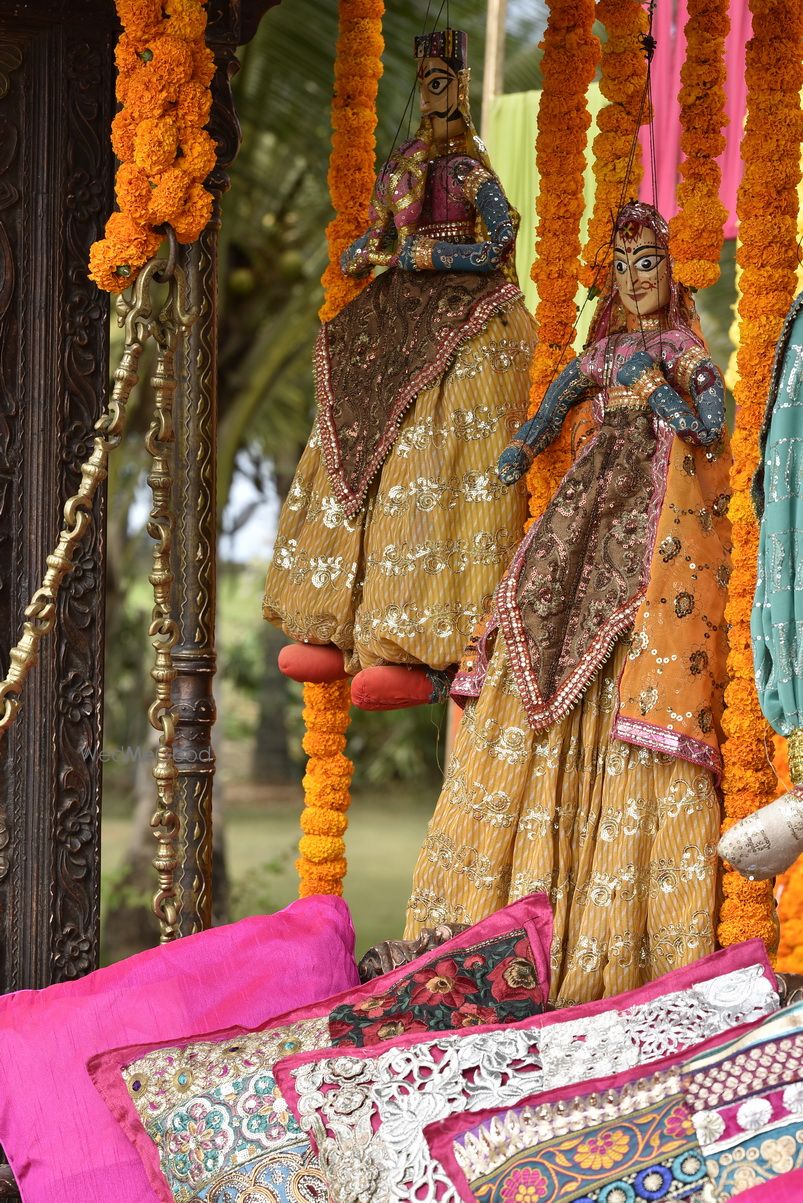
[0,247,198,943]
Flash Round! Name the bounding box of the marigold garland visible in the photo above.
[581,0,648,289]
[89,0,217,293]
[526,0,600,520]
[718,0,803,953]
[297,0,384,898]
[668,0,729,290]
[777,864,803,973]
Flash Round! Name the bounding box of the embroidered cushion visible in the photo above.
[0,897,359,1203]
[682,999,803,1197]
[273,941,779,1203]
[90,894,553,1203]
[426,1060,719,1202]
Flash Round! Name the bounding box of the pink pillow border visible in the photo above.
[0,897,360,1203]
[89,893,554,1203]
[424,1009,781,1203]
[273,938,776,1126]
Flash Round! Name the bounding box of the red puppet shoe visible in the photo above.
[277,642,347,684]
[350,665,453,711]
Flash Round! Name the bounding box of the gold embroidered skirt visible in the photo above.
[263,306,533,674]
[405,634,720,1006]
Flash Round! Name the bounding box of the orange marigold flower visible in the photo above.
[177,128,217,181]
[164,0,207,40]
[133,116,179,174]
[149,165,190,223]
[116,0,164,40]
[145,35,196,86]
[176,79,212,133]
[192,42,216,87]
[170,180,213,242]
[124,68,174,121]
[111,108,139,162]
[115,161,155,219]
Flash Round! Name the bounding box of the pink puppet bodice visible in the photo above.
[373,140,479,242]
[578,327,705,424]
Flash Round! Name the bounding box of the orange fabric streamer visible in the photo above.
[297,0,384,898]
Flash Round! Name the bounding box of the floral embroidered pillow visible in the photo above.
[272,942,778,1203]
[681,999,803,1198]
[427,1066,710,1203]
[90,894,553,1203]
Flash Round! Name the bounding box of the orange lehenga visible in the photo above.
[406,316,732,1007]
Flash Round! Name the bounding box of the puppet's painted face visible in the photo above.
[418,56,462,137]
[613,219,671,317]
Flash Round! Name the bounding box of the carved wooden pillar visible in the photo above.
[168,0,277,934]
[0,2,115,993]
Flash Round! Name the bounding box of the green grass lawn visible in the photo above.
[101,779,437,960]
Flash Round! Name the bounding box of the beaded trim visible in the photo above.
[416,221,475,240]
[675,345,709,394]
[412,236,437,271]
[630,366,667,405]
[314,279,524,518]
[605,385,650,411]
[463,165,493,207]
[611,712,723,781]
[494,424,674,732]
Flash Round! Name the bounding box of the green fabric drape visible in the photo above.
[752,293,803,735]
[485,83,605,348]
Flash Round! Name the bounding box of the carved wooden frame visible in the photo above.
[0,0,277,1194]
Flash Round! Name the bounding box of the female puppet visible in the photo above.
[263,30,534,710]
[719,292,803,882]
[406,202,731,1006]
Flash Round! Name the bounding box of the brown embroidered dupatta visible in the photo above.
[314,268,521,518]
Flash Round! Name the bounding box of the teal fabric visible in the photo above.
[484,83,605,348]
[752,294,803,735]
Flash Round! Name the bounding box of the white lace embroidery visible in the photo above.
[290,964,778,1203]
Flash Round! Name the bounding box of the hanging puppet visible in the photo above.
[263,30,535,710]
[719,292,803,881]
[406,201,731,1006]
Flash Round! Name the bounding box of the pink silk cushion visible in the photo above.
[0,896,359,1203]
[736,1169,803,1200]
[88,894,553,1203]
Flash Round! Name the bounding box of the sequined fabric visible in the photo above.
[264,308,533,673]
[315,266,521,517]
[456,324,731,779]
[406,638,720,1004]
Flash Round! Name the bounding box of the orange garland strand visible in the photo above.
[297,0,384,898]
[718,0,803,951]
[581,0,648,287]
[526,0,600,520]
[668,0,729,290]
[89,0,216,292]
[776,867,803,973]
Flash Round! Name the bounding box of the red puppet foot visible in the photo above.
[350,665,453,711]
[277,642,347,684]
